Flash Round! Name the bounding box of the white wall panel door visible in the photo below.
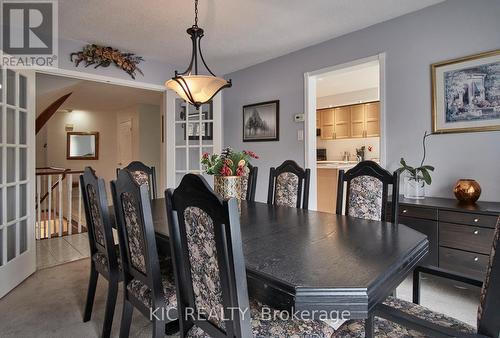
[166,91,222,188]
[0,67,36,298]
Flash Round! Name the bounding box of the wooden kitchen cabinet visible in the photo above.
[319,109,334,140]
[317,101,380,140]
[317,168,338,213]
[350,104,365,138]
[334,107,350,139]
[365,102,380,137]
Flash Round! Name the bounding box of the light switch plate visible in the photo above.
[298,129,304,141]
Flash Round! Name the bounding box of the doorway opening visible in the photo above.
[304,54,386,210]
[35,73,164,269]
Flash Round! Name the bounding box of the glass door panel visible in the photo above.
[0,67,35,298]
[167,91,221,188]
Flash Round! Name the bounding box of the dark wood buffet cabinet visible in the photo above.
[388,196,500,281]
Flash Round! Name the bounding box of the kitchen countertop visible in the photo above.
[317,161,358,170]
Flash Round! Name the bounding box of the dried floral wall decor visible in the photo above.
[70,44,144,79]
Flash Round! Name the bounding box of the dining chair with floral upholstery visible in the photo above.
[111,170,178,338]
[241,164,258,202]
[267,160,311,209]
[80,167,121,338]
[336,160,399,224]
[334,216,500,338]
[165,174,336,338]
[117,161,157,199]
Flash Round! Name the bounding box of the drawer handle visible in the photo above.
[474,257,479,262]
[474,218,479,223]
[473,230,479,235]
[402,209,408,214]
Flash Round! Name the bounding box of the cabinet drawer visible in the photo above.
[399,205,437,221]
[439,247,489,280]
[439,222,494,255]
[399,216,438,266]
[439,210,498,228]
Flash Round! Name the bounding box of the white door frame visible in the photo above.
[303,53,387,210]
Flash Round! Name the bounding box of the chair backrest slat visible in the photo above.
[80,167,118,273]
[166,174,252,338]
[477,217,500,337]
[267,160,310,209]
[111,170,164,308]
[241,165,258,202]
[336,161,399,223]
[117,161,157,199]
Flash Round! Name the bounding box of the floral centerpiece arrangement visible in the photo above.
[201,147,259,204]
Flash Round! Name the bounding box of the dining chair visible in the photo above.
[334,216,500,338]
[267,160,310,209]
[241,164,258,202]
[117,161,157,199]
[336,160,399,223]
[80,167,121,338]
[165,173,335,338]
[111,170,178,338]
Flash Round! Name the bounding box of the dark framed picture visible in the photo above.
[432,49,500,134]
[243,100,279,142]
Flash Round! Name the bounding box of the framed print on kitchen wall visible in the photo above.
[243,100,279,142]
[432,49,500,133]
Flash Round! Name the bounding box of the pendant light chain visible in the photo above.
[194,0,199,27]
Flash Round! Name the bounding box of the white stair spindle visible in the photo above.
[58,174,63,237]
[78,179,82,233]
[36,176,41,240]
[67,174,73,235]
[47,175,52,239]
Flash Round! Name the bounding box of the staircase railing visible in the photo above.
[35,167,85,239]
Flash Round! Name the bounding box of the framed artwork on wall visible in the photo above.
[242,100,279,142]
[432,49,500,133]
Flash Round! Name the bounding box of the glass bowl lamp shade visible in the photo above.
[165,0,231,108]
[166,74,231,107]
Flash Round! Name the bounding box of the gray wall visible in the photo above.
[223,0,500,202]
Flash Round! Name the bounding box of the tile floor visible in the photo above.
[36,233,90,269]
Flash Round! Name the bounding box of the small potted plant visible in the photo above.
[201,147,258,205]
[398,131,434,199]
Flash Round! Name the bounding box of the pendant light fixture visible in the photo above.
[166,0,231,108]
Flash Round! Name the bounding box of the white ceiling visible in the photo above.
[58,0,444,75]
[316,60,379,98]
[36,73,162,115]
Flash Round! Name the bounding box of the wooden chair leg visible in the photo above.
[102,278,119,338]
[365,313,375,338]
[153,319,165,338]
[83,264,99,322]
[119,299,134,338]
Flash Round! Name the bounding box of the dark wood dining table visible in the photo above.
[118,198,429,320]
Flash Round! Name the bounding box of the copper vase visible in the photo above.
[453,179,481,204]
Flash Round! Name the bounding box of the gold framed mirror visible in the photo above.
[66,132,99,160]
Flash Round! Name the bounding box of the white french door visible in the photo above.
[166,91,222,188]
[0,67,36,298]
